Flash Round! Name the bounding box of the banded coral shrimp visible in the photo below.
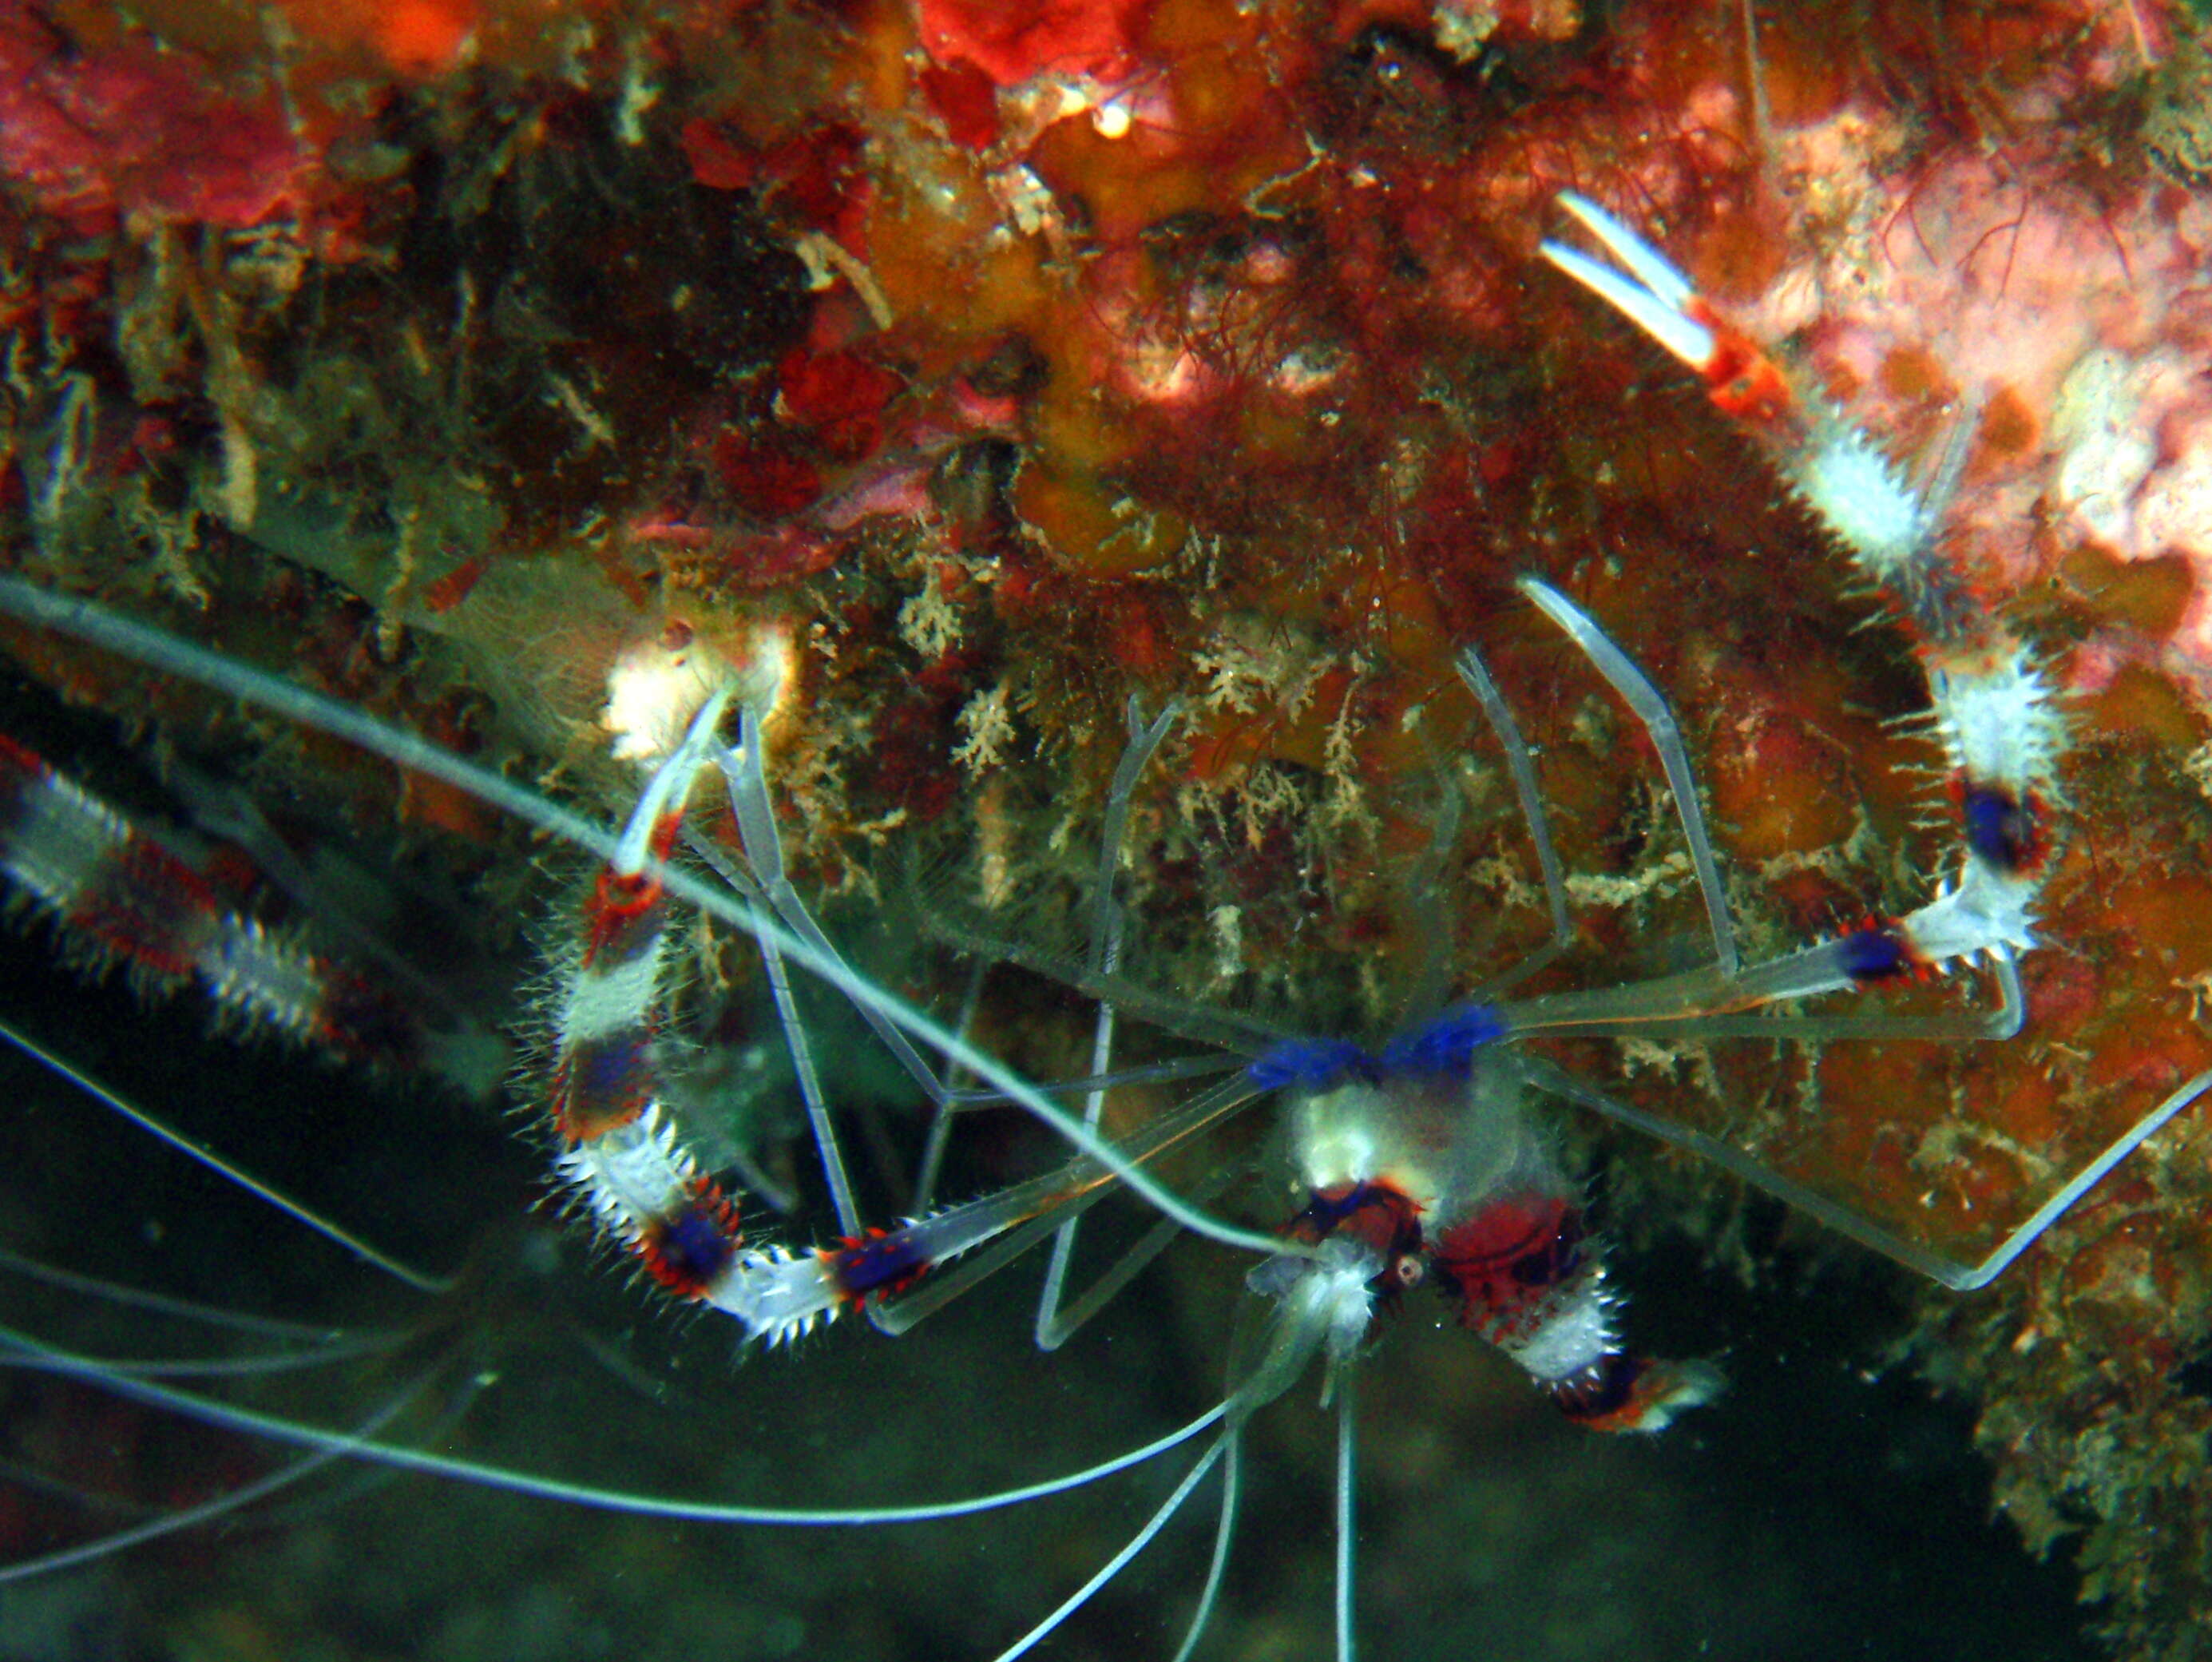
[0,542,2198,1662]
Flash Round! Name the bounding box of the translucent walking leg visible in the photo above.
[747,882,862,1234]
[1037,697,1181,1351]
[1396,784,1466,1020]
[899,839,1296,1057]
[1454,637,1573,998]
[1519,575,1738,975]
[1033,1163,1242,1352]
[719,706,958,1234]
[1521,1051,2212,1289]
[942,1054,1247,1110]
[1497,940,2025,1044]
[870,1076,1264,1338]
[723,706,953,1110]
[913,958,987,1212]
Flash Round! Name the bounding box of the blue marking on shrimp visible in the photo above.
[1377,1004,1508,1077]
[1837,923,1916,984]
[1960,782,2041,873]
[1247,1037,1377,1092]
[1247,1005,1507,1093]
[827,1229,935,1299]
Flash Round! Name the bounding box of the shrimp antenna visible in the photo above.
[0,574,1305,1264]
[0,1016,454,1295]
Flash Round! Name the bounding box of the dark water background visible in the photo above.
[0,896,2099,1662]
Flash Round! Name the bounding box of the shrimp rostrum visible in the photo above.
[0,526,2201,1661]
